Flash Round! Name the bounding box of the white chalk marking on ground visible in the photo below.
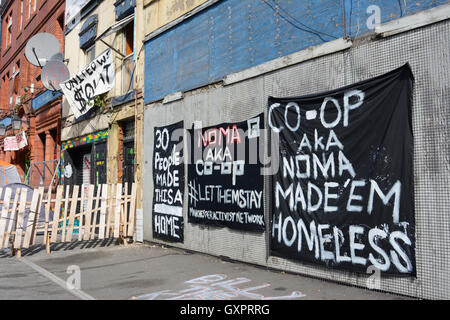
[20,257,96,300]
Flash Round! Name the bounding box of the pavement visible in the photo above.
[0,240,412,301]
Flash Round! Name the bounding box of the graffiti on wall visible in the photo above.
[61,130,108,151]
[152,121,185,242]
[60,130,108,183]
[187,114,265,232]
[268,64,416,275]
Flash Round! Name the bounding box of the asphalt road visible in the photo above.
[0,241,411,301]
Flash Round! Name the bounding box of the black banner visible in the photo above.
[268,64,415,275]
[152,121,185,242]
[188,114,265,232]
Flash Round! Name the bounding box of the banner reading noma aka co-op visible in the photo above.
[269,64,416,275]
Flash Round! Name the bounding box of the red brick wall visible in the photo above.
[0,0,65,182]
[1,0,65,106]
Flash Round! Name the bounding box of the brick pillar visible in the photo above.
[27,115,36,161]
[30,133,44,187]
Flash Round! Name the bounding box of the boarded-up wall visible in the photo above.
[143,19,450,299]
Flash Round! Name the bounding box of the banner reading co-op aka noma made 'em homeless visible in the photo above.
[188,114,265,232]
[152,121,185,242]
[268,64,415,275]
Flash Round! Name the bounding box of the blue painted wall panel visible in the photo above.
[145,0,448,103]
[174,15,210,92]
[246,1,278,69]
[208,3,236,81]
[345,0,449,37]
[32,90,62,110]
[228,1,252,74]
[0,118,11,126]
[146,32,176,96]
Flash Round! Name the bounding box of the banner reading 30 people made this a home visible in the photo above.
[152,121,185,242]
[188,114,265,232]
[268,64,416,275]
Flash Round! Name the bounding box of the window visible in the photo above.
[13,61,20,94]
[5,12,12,47]
[122,21,134,94]
[124,20,134,57]
[28,0,36,19]
[79,14,98,50]
[5,72,11,105]
[19,1,23,31]
[1,76,7,107]
[85,45,95,65]
[57,14,64,35]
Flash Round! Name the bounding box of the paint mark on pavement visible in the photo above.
[20,257,95,300]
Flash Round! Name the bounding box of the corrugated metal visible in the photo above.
[144,0,446,104]
[143,18,450,299]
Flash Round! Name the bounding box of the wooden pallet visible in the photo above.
[0,183,137,258]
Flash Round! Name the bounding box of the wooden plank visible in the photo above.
[3,190,19,248]
[0,188,12,249]
[105,184,114,238]
[119,200,126,245]
[83,184,95,240]
[22,189,42,248]
[61,185,71,242]
[66,185,79,242]
[91,185,102,240]
[14,189,28,249]
[119,183,128,243]
[113,183,122,238]
[50,186,63,243]
[128,183,137,237]
[31,187,45,246]
[31,188,45,245]
[121,183,128,237]
[78,185,86,241]
[98,184,108,239]
[43,187,52,245]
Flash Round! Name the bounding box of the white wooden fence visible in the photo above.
[0,183,137,258]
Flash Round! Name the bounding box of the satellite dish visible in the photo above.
[25,33,60,67]
[49,52,64,62]
[41,60,70,91]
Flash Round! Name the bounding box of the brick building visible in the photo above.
[0,0,65,187]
